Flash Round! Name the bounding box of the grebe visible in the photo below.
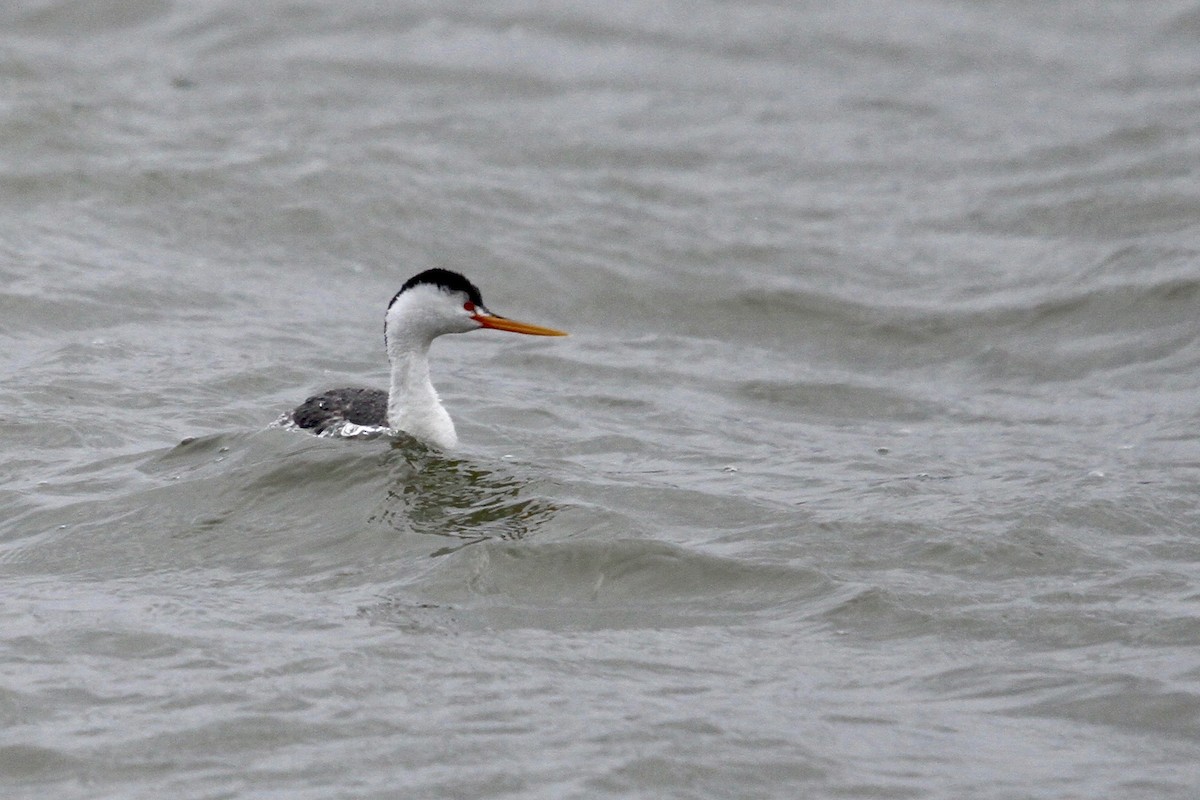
[288,269,566,448]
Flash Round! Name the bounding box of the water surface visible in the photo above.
[2,1,1200,798]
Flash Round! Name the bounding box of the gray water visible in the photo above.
[3,1,1200,798]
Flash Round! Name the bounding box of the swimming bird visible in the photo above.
[288,269,566,448]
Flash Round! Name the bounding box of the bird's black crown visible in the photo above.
[389,269,484,311]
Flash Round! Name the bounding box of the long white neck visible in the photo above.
[385,337,458,450]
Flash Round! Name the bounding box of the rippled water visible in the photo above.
[3,1,1200,798]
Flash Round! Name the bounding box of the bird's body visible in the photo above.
[287,269,566,449]
[290,387,388,432]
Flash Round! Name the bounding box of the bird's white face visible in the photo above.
[385,283,482,344]
[385,280,567,347]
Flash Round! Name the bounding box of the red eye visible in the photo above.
[463,301,475,312]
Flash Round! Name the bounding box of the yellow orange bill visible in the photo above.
[474,313,568,336]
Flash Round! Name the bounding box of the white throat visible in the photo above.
[385,337,458,449]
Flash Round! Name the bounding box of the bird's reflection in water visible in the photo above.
[370,439,559,556]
